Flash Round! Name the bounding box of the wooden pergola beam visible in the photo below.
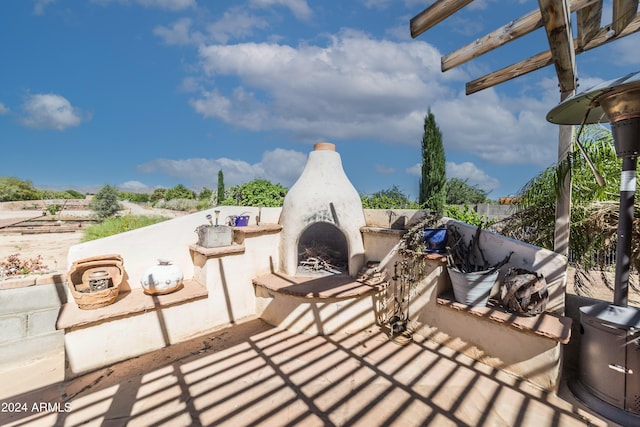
[584,11,640,48]
[538,0,576,93]
[410,0,474,39]
[613,0,639,35]
[466,51,553,95]
[577,0,602,48]
[441,9,542,72]
[441,0,598,72]
[466,12,640,94]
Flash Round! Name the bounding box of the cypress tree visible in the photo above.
[419,109,446,214]
[217,170,225,205]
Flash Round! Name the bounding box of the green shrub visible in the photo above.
[82,215,170,241]
[220,179,287,207]
[444,205,497,228]
[361,185,419,209]
[45,204,62,216]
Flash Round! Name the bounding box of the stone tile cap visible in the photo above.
[313,142,335,151]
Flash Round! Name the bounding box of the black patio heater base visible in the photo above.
[548,72,640,420]
[569,375,640,426]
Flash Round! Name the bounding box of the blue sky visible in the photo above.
[1,0,639,199]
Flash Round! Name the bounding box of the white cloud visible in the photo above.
[189,29,567,169]
[137,148,307,188]
[192,30,451,142]
[249,0,312,20]
[91,0,195,11]
[0,102,9,115]
[137,0,195,9]
[431,80,562,167]
[206,8,270,44]
[405,163,420,177]
[609,33,640,66]
[446,161,500,192]
[363,0,427,9]
[119,180,152,192]
[375,164,396,174]
[154,18,198,45]
[33,0,55,15]
[406,160,499,192]
[154,10,270,46]
[20,93,86,131]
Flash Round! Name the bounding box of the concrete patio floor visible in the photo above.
[0,318,617,427]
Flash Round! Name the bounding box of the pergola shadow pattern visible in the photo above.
[2,319,607,427]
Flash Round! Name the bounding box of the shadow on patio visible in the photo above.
[2,318,609,427]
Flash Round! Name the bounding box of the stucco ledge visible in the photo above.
[436,293,572,344]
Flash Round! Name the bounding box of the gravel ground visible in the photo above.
[0,201,187,275]
[0,231,83,273]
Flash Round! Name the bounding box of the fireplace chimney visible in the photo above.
[278,142,366,276]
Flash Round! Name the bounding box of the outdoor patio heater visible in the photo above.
[547,72,640,423]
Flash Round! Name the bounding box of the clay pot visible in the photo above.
[141,259,183,295]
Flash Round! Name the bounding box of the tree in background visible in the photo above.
[418,109,446,213]
[39,189,85,200]
[198,187,213,201]
[118,191,150,203]
[220,179,287,207]
[361,186,419,209]
[150,188,166,203]
[165,184,195,201]
[0,177,41,201]
[217,170,225,205]
[446,178,488,205]
[196,187,214,210]
[89,184,121,219]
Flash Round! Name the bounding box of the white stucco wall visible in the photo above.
[62,208,569,390]
[63,206,282,376]
[67,206,281,290]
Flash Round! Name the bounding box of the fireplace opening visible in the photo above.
[297,222,348,276]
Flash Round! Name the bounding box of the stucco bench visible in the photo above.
[436,292,572,343]
[253,273,388,335]
[57,279,208,330]
[56,279,209,376]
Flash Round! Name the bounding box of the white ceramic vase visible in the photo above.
[141,259,183,295]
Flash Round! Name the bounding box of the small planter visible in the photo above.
[232,215,250,226]
[448,267,499,307]
[195,224,233,248]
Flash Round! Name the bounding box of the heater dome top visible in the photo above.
[547,71,640,125]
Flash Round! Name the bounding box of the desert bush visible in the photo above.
[196,198,213,211]
[153,198,198,211]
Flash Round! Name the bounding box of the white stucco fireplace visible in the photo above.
[278,142,366,277]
